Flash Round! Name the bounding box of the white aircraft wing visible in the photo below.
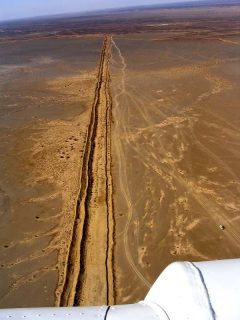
[0,258,240,320]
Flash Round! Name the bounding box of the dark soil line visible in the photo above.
[58,36,109,307]
[104,44,116,305]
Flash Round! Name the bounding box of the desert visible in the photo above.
[0,0,240,308]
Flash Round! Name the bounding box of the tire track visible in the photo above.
[111,38,151,289]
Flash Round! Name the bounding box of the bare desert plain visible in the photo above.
[0,0,240,308]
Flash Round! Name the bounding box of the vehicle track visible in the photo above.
[56,36,115,307]
[111,37,240,285]
[111,38,151,288]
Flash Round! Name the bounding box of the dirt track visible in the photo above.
[110,33,240,303]
[56,36,115,306]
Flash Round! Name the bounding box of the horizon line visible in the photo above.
[0,0,238,23]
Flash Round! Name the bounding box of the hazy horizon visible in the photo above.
[0,0,202,22]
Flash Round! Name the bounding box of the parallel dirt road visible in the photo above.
[57,36,115,306]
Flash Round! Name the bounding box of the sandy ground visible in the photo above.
[0,3,240,309]
[0,37,102,307]
[58,36,114,307]
[110,33,240,303]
